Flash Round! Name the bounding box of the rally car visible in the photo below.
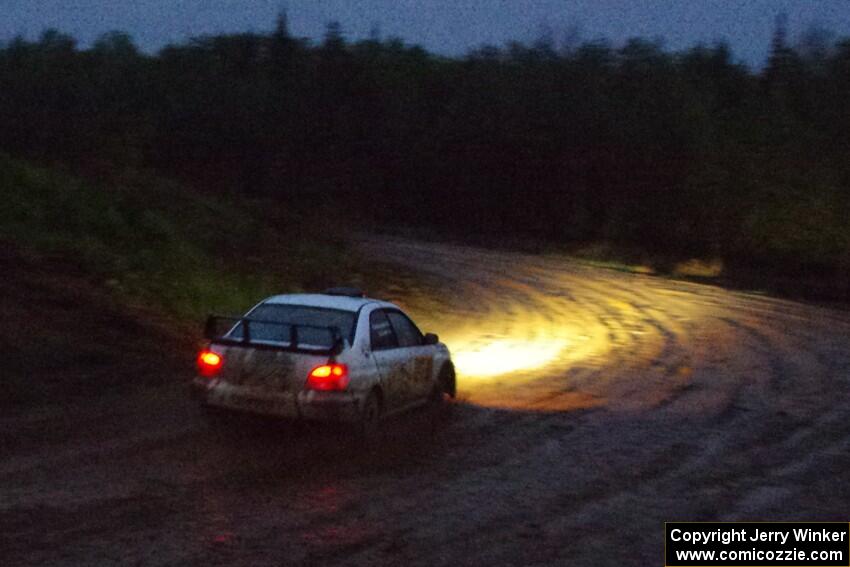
[193,288,455,434]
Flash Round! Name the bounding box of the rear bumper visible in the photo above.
[193,378,364,422]
[298,390,362,421]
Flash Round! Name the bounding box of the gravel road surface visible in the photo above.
[3,237,850,566]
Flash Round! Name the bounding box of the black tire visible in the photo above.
[199,404,247,442]
[200,402,228,423]
[429,365,455,431]
[359,390,382,442]
[432,364,456,402]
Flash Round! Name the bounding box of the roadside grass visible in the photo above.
[568,242,659,275]
[0,154,352,320]
[566,242,849,304]
[0,154,357,407]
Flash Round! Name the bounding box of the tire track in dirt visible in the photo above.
[358,236,850,556]
[4,235,850,566]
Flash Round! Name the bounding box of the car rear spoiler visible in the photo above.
[204,315,345,356]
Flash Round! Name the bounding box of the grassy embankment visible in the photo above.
[0,154,358,407]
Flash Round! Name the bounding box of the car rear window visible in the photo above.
[231,303,357,347]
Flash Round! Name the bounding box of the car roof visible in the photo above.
[262,293,397,312]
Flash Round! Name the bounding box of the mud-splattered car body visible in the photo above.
[193,292,454,425]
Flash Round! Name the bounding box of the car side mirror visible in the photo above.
[423,333,439,345]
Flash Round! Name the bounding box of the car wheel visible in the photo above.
[432,364,456,403]
[429,365,455,431]
[359,391,382,442]
[200,404,246,441]
[200,402,227,423]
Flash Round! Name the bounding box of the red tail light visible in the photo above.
[307,363,349,391]
[197,349,223,377]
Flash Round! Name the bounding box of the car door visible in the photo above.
[385,310,434,401]
[368,309,410,411]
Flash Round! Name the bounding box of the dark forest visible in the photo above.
[2,15,848,278]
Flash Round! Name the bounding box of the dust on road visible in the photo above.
[3,236,850,566]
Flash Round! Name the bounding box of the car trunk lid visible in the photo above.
[215,344,327,393]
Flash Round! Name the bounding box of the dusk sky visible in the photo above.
[3,1,850,67]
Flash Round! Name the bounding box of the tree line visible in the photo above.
[1,16,848,274]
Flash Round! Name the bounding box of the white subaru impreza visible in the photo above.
[193,288,455,433]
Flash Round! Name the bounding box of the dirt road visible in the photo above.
[3,237,850,566]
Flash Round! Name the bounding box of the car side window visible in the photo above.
[386,311,424,348]
[369,310,399,350]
